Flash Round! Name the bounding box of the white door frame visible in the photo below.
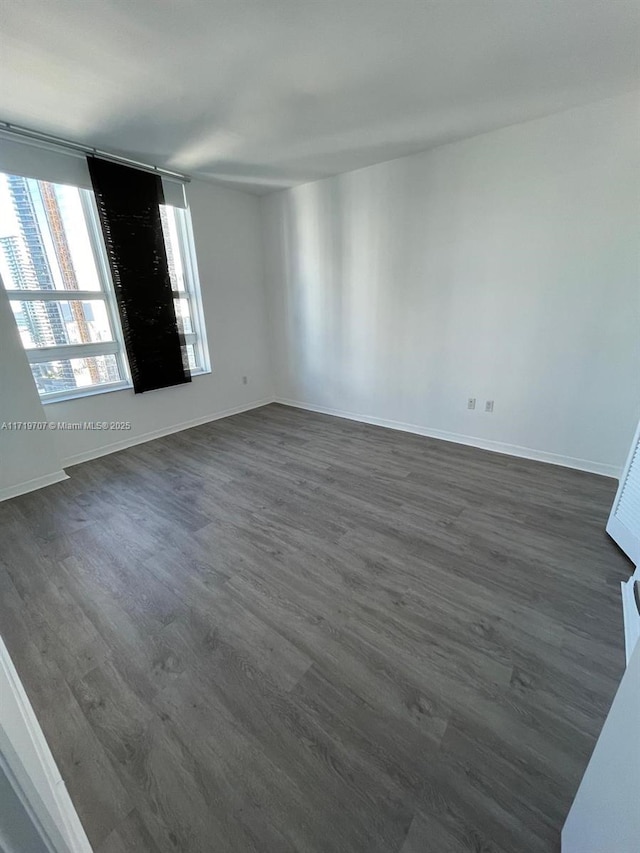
[0,637,93,852]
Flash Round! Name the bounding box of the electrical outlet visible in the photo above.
[485,400,494,413]
[467,397,476,410]
[242,375,248,385]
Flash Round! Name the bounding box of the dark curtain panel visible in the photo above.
[87,157,191,394]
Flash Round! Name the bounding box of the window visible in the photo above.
[159,203,208,373]
[0,170,208,401]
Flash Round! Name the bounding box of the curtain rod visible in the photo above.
[0,120,190,183]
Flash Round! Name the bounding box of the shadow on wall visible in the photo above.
[285,168,455,415]
[265,94,640,473]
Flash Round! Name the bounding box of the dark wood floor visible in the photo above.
[0,404,632,853]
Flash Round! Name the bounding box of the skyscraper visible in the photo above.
[6,174,74,385]
[0,235,58,348]
[2,172,124,392]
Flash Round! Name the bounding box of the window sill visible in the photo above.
[42,381,133,405]
[41,368,211,406]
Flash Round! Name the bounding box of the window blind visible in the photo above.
[0,132,187,207]
[0,134,90,190]
[87,156,191,394]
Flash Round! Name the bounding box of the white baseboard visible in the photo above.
[3,396,617,498]
[0,470,69,503]
[62,397,274,468]
[275,398,620,479]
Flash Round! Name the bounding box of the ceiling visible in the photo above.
[1,0,638,193]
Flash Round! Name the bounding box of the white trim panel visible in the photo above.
[0,637,93,852]
[606,418,640,567]
[25,342,119,363]
[0,133,91,189]
[7,290,105,302]
[162,178,187,209]
[621,571,640,665]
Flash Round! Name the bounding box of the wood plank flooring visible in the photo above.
[0,403,632,852]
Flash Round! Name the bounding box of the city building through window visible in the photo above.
[0,171,209,401]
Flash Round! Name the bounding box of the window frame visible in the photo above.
[168,203,211,376]
[4,185,131,403]
[1,175,210,404]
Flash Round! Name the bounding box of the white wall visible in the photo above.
[0,283,66,500]
[46,178,273,467]
[2,94,639,493]
[562,639,640,853]
[262,93,640,476]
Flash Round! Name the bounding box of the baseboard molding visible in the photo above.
[0,470,69,503]
[62,397,275,468]
[275,398,620,479]
[4,397,617,497]
[0,637,92,852]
